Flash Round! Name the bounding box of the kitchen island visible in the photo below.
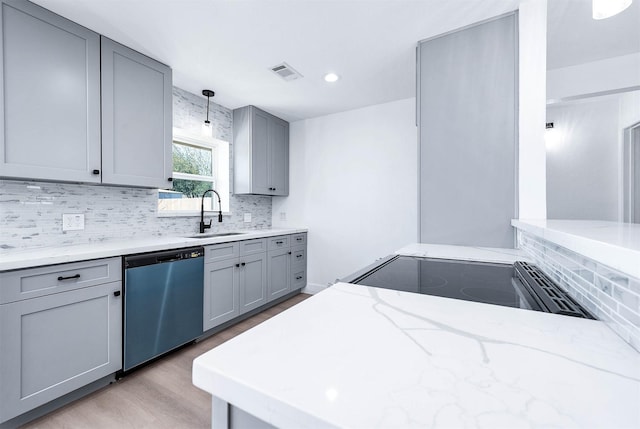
[193,246,640,429]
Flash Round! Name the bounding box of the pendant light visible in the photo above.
[202,89,215,136]
[593,0,633,20]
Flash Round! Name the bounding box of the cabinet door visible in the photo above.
[250,108,271,195]
[268,117,289,196]
[239,253,267,314]
[203,259,240,331]
[0,0,101,183]
[267,248,291,302]
[0,282,122,423]
[101,37,172,189]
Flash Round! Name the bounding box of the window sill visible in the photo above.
[157,211,232,218]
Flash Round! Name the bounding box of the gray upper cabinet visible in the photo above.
[233,106,289,196]
[101,37,172,188]
[0,1,172,188]
[0,0,101,183]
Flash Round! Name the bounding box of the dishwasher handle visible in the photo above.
[156,255,183,263]
[125,247,204,269]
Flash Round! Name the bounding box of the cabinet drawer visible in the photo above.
[291,233,307,246]
[205,242,240,263]
[291,246,306,266]
[239,239,267,256]
[267,235,289,250]
[0,258,121,304]
[292,268,306,290]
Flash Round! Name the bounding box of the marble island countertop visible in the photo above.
[395,243,529,264]
[0,228,307,271]
[194,282,640,429]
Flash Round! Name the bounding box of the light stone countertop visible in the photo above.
[0,228,307,271]
[193,282,640,429]
[193,243,640,429]
[512,219,640,279]
[395,243,529,264]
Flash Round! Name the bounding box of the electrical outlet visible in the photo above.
[243,213,252,223]
[279,212,287,221]
[62,213,85,231]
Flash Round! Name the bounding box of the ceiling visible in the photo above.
[32,0,640,122]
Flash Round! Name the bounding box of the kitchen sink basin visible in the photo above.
[186,232,246,239]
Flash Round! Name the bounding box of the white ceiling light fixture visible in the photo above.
[592,0,633,20]
[324,73,340,83]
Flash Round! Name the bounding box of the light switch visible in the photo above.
[279,212,287,221]
[62,213,85,231]
[243,213,252,223]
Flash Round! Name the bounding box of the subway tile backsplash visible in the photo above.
[0,87,272,250]
[518,231,640,352]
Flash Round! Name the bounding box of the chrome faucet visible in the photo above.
[199,189,223,233]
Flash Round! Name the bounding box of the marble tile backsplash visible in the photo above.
[518,231,640,352]
[0,87,271,250]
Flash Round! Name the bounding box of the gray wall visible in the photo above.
[0,87,271,250]
[419,14,517,248]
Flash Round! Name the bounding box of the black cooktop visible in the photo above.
[347,256,593,318]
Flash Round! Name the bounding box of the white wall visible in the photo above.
[546,91,640,221]
[518,0,548,220]
[547,53,640,101]
[272,98,418,290]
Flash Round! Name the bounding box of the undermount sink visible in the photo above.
[186,232,246,239]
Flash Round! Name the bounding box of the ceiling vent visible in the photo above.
[270,62,303,81]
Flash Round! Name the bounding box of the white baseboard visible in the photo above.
[301,282,328,295]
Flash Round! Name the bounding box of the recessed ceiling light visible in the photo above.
[324,73,340,83]
[592,0,633,19]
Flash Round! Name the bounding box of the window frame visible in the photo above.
[157,128,230,217]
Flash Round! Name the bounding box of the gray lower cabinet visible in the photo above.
[203,239,267,331]
[267,247,291,301]
[233,106,289,196]
[238,253,267,313]
[0,0,101,183]
[267,233,307,301]
[101,37,173,189]
[291,245,307,290]
[203,258,241,330]
[0,258,122,424]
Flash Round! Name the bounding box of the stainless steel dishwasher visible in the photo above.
[123,247,204,372]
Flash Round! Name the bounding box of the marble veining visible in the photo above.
[0,87,272,250]
[193,282,640,429]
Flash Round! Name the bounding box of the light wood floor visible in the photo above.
[22,293,311,429]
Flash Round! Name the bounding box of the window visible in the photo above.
[158,128,229,215]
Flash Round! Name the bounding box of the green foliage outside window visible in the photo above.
[172,143,214,198]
